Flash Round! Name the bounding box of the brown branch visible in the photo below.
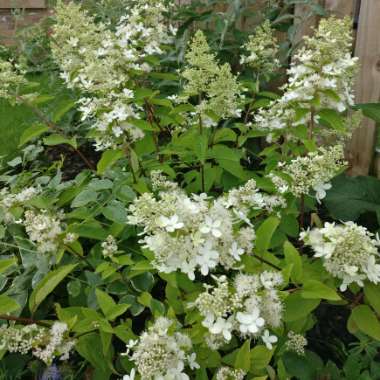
[0,314,51,327]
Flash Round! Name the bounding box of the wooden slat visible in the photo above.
[323,0,355,18]
[0,0,45,8]
[347,0,380,176]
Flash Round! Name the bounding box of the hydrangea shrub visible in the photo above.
[0,1,380,379]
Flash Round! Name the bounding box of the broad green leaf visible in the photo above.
[102,201,128,224]
[364,282,380,315]
[19,123,49,146]
[318,109,345,132]
[283,292,320,322]
[351,305,380,341]
[76,333,112,378]
[95,289,129,321]
[353,103,380,123]
[70,222,109,240]
[0,294,20,314]
[0,257,17,274]
[255,216,280,254]
[130,272,155,292]
[128,119,159,131]
[97,149,124,175]
[235,339,251,372]
[301,280,341,301]
[250,345,273,371]
[29,264,77,313]
[52,99,76,123]
[283,241,303,283]
[324,175,380,222]
[71,189,98,207]
[213,128,237,143]
[43,134,77,149]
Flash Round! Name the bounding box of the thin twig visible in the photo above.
[0,314,51,327]
[252,253,281,271]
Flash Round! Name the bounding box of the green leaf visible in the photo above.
[301,280,341,301]
[234,339,251,372]
[29,264,77,313]
[324,175,380,221]
[0,257,17,274]
[102,200,128,224]
[128,119,159,132]
[0,294,20,314]
[255,216,280,254]
[284,241,303,283]
[97,149,124,175]
[364,282,380,315]
[353,103,380,123]
[95,289,129,321]
[213,128,237,143]
[250,345,273,371]
[76,333,112,378]
[43,134,77,149]
[318,109,345,131]
[52,100,76,123]
[130,272,155,292]
[71,189,98,207]
[19,123,49,146]
[351,305,380,341]
[283,292,320,322]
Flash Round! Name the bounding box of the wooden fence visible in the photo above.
[1,0,380,176]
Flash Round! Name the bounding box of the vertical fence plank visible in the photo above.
[347,0,380,176]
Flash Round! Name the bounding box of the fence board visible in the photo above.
[347,0,380,176]
[0,0,45,7]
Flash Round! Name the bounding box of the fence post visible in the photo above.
[347,0,380,176]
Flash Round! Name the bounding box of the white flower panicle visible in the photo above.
[52,1,176,150]
[0,59,31,102]
[23,209,64,254]
[286,331,308,355]
[181,30,242,124]
[241,20,280,76]
[101,234,118,258]
[0,322,75,365]
[255,17,358,133]
[128,178,270,279]
[300,222,380,291]
[269,144,346,202]
[0,186,40,223]
[216,366,246,380]
[192,272,283,348]
[127,317,198,379]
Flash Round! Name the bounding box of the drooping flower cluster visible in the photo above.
[300,222,380,291]
[127,317,198,379]
[255,17,358,134]
[269,145,346,202]
[52,1,176,150]
[192,273,283,349]
[0,322,75,365]
[180,30,242,125]
[23,209,64,254]
[241,20,280,76]
[216,366,246,380]
[286,331,308,355]
[0,186,40,223]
